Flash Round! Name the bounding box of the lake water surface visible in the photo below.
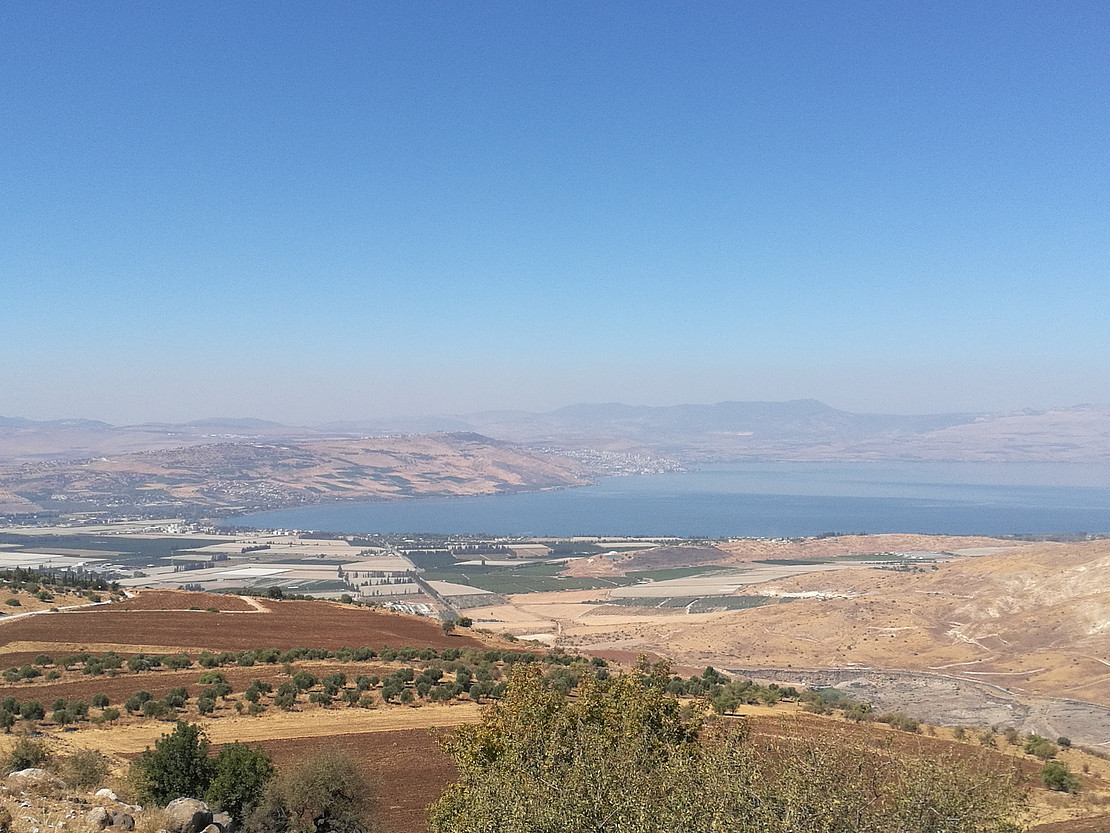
[232,461,1110,538]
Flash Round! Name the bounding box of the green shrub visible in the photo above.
[207,742,274,821]
[64,748,110,788]
[1041,761,1080,793]
[131,721,215,804]
[142,700,171,719]
[876,712,920,733]
[1024,735,1058,760]
[292,671,317,691]
[428,664,1023,833]
[52,708,73,725]
[163,687,189,709]
[6,735,50,771]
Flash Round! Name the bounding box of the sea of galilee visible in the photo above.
[236,461,1110,537]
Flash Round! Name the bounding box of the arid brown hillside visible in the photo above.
[0,433,588,514]
[564,534,1024,577]
[565,540,1110,708]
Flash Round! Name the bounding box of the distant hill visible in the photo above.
[0,433,588,516]
[3,400,1109,465]
[341,400,1110,463]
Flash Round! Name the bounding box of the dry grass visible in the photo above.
[49,703,481,756]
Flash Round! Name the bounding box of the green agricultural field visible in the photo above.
[606,595,781,613]
[0,534,226,567]
[423,562,635,595]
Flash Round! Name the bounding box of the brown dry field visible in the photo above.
[110,591,258,612]
[247,728,455,833]
[0,594,484,656]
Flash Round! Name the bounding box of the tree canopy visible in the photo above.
[429,663,1025,833]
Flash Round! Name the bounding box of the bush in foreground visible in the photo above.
[207,743,275,821]
[64,748,110,788]
[429,664,1025,833]
[131,721,214,804]
[131,722,274,821]
[5,735,50,771]
[247,751,376,833]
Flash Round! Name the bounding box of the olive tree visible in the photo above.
[428,664,1025,833]
[131,721,214,804]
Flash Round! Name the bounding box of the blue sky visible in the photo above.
[2,2,1108,424]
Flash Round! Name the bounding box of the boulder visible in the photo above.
[163,799,212,833]
[95,789,119,801]
[199,825,223,833]
[111,813,135,830]
[6,769,65,791]
[211,811,233,830]
[86,807,110,828]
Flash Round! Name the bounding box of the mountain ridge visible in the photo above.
[3,400,1109,464]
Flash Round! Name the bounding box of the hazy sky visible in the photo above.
[3,2,1108,424]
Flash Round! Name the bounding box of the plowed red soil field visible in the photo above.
[0,598,482,653]
[221,729,452,833]
[113,591,257,611]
